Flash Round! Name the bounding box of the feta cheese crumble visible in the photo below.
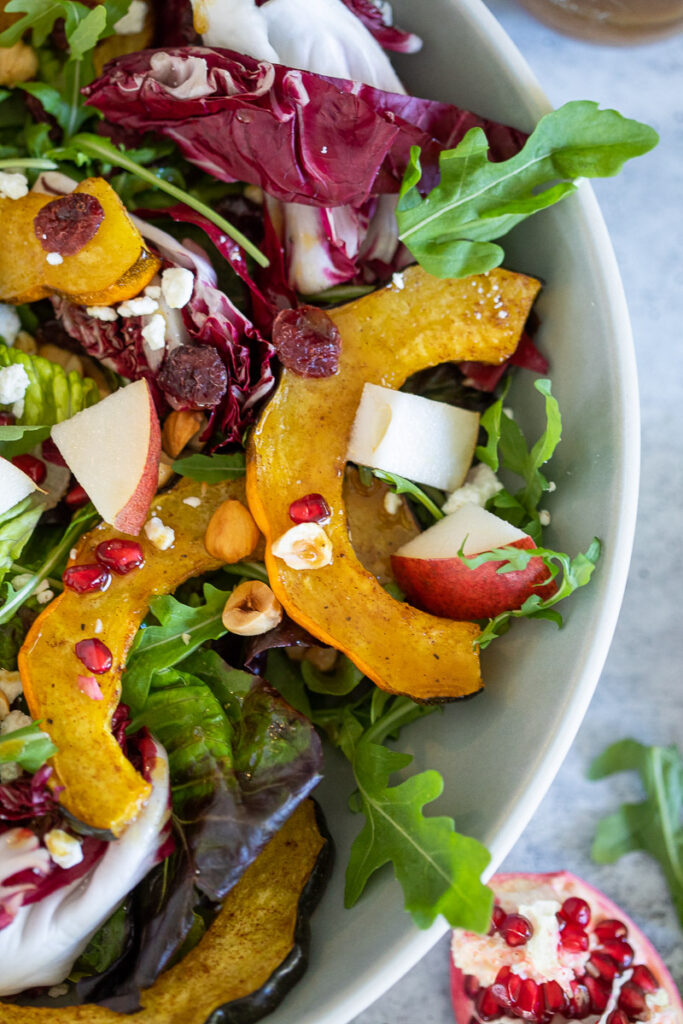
[45,829,83,870]
[0,171,28,200]
[183,496,201,508]
[383,491,402,516]
[161,267,194,309]
[539,509,551,527]
[117,295,159,317]
[443,463,503,515]
[85,305,118,322]
[144,284,161,299]
[46,252,63,266]
[0,304,21,346]
[144,516,175,550]
[141,313,166,351]
[0,363,30,407]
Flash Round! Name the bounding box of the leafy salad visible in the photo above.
[0,0,658,1019]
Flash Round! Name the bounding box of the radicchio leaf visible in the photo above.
[83,47,526,208]
[339,0,422,53]
[460,331,550,393]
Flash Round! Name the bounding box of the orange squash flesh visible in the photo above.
[19,477,252,836]
[0,177,160,305]
[247,265,541,701]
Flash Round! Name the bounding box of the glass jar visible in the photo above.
[517,0,683,44]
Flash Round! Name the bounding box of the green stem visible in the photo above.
[67,134,270,268]
[0,158,58,171]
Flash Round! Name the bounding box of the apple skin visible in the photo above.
[391,536,557,620]
[113,384,161,535]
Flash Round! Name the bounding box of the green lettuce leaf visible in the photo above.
[396,101,658,278]
[589,739,683,927]
[0,721,57,770]
[0,495,43,585]
[0,344,99,432]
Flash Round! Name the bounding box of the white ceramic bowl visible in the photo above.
[266,2,639,1022]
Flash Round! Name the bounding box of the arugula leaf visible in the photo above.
[0,721,57,771]
[121,584,231,713]
[0,0,130,58]
[368,468,445,521]
[0,496,43,585]
[465,538,601,648]
[589,739,683,927]
[172,452,246,483]
[396,101,658,278]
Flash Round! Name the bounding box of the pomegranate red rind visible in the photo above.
[450,872,682,1024]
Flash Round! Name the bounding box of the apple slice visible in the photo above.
[0,456,38,517]
[51,379,161,535]
[391,502,556,620]
[346,383,480,492]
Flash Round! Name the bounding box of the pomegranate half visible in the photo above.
[450,872,681,1024]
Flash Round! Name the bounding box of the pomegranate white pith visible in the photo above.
[450,873,682,1024]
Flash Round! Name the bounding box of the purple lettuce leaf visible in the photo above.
[339,0,422,53]
[83,47,526,208]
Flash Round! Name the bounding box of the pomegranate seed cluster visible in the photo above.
[63,540,145,595]
[461,898,662,1024]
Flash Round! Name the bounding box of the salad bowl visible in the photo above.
[262,1,639,1023]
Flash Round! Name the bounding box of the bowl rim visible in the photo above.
[293,1,640,1021]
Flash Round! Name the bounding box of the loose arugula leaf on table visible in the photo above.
[396,101,658,278]
[589,739,683,927]
[121,584,231,714]
[461,537,601,649]
[172,452,246,483]
[0,721,57,770]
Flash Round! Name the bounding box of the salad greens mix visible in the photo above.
[0,0,658,1016]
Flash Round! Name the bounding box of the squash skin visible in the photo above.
[18,476,254,836]
[0,177,161,306]
[0,799,331,1024]
[246,265,541,701]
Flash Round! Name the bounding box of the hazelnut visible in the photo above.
[162,409,204,458]
[157,453,175,491]
[222,580,282,636]
[0,691,9,721]
[204,499,261,564]
[271,523,333,570]
[0,40,38,88]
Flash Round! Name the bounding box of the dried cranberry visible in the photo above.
[158,345,228,410]
[75,638,113,674]
[289,493,331,524]
[65,484,89,508]
[33,193,105,256]
[11,454,46,485]
[95,539,145,575]
[272,306,341,378]
[41,437,67,467]
[63,564,111,594]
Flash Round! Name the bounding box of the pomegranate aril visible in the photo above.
[606,1012,629,1024]
[595,918,628,942]
[0,412,15,425]
[491,966,522,1010]
[559,922,589,952]
[601,939,634,969]
[464,974,481,999]
[516,978,542,1021]
[542,980,568,1016]
[75,638,112,674]
[587,952,620,983]
[585,975,610,1014]
[488,904,507,934]
[288,493,331,525]
[63,563,111,594]
[77,674,104,701]
[65,483,89,508]
[11,454,46,485]
[475,987,501,1021]
[630,965,658,993]
[95,539,145,575]
[500,912,533,947]
[559,896,591,928]
[567,980,591,1019]
[617,982,648,1019]
[41,437,67,467]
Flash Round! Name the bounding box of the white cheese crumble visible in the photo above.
[182,496,201,508]
[161,267,194,309]
[0,363,30,407]
[144,516,175,550]
[144,284,161,299]
[548,481,557,493]
[44,829,83,870]
[383,491,402,516]
[141,313,167,351]
[0,670,23,705]
[36,588,54,605]
[69,548,78,561]
[0,710,33,782]
[94,618,103,635]
[391,271,405,290]
[113,0,148,34]
[0,171,28,200]
[0,304,21,346]
[85,305,118,322]
[181,632,191,645]
[46,252,63,266]
[539,509,551,527]
[117,295,159,317]
[443,463,503,515]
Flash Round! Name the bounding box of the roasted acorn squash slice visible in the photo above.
[18,476,253,836]
[247,265,541,701]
